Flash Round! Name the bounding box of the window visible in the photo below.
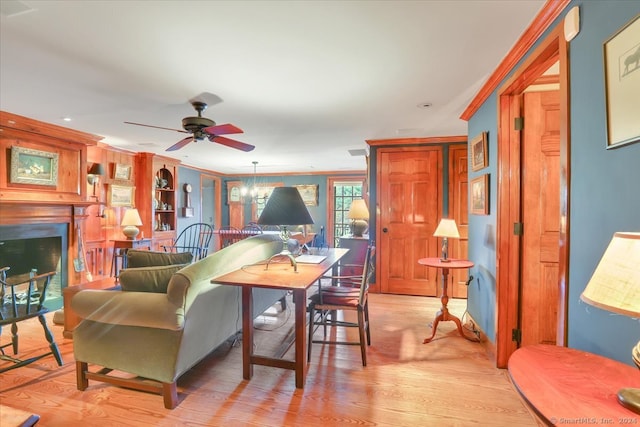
[332,182,363,247]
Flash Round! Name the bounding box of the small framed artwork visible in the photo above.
[470,174,489,215]
[603,15,640,148]
[108,184,135,207]
[470,132,488,171]
[10,146,59,186]
[114,163,132,181]
[295,184,319,206]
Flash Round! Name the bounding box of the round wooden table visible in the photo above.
[509,344,640,423]
[417,257,477,343]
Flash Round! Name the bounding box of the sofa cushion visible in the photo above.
[127,250,193,268]
[119,264,186,293]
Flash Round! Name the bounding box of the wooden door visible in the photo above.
[378,147,442,296]
[448,145,470,298]
[520,90,560,347]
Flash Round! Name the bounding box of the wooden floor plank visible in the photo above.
[0,293,537,426]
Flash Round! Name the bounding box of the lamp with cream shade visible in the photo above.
[580,231,640,414]
[121,208,143,240]
[433,218,460,262]
[348,199,369,237]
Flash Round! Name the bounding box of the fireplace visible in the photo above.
[0,223,68,309]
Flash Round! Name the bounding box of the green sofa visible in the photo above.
[72,234,287,408]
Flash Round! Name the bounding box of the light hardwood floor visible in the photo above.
[0,293,538,426]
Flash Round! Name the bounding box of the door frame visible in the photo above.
[495,24,570,367]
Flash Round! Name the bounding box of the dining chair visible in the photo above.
[163,223,213,261]
[307,245,375,366]
[0,269,63,373]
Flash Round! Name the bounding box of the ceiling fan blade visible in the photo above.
[166,136,194,152]
[209,135,255,152]
[203,123,243,135]
[125,121,189,134]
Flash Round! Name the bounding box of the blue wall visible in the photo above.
[467,1,640,365]
[221,174,331,236]
[176,166,207,231]
[176,166,362,244]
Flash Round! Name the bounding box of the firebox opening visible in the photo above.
[0,223,68,310]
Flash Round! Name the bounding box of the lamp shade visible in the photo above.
[258,187,314,226]
[433,218,460,239]
[121,208,143,226]
[88,163,105,176]
[121,208,143,240]
[580,232,640,317]
[348,199,369,220]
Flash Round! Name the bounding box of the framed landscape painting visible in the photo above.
[109,185,135,207]
[10,146,59,186]
[470,174,489,215]
[295,184,319,206]
[470,132,488,171]
[114,163,132,181]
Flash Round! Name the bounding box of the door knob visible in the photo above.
[382,227,388,233]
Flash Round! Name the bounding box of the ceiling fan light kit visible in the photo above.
[125,100,255,153]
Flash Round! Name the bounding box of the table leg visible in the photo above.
[242,286,253,380]
[424,267,478,343]
[293,288,308,389]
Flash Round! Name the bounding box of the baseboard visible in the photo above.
[465,312,497,365]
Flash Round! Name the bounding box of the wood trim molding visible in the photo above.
[367,136,467,146]
[533,74,560,86]
[0,111,102,145]
[460,0,570,121]
[494,23,569,368]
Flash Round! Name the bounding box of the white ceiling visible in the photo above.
[0,0,545,175]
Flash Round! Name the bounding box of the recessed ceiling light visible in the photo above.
[62,117,72,122]
[417,102,433,109]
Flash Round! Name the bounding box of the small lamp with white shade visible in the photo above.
[580,231,640,414]
[121,208,143,240]
[433,218,460,262]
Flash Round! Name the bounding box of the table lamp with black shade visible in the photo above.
[258,187,314,272]
[580,231,640,414]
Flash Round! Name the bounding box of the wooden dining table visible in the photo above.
[213,248,348,388]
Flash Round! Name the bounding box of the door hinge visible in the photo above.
[512,328,522,343]
[514,117,524,131]
[514,222,524,236]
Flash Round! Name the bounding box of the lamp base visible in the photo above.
[264,226,298,272]
[122,226,140,240]
[264,250,298,272]
[351,220,368,237]
[618,388,640,414]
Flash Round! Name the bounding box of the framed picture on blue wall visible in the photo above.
[470,131,488,171]
[603,15,640,148]
[470,174,489,215]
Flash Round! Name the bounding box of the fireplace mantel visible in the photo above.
[0,200,94,288]
[1,111,105,287]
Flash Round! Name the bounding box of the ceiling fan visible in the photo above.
[125,101,254,152]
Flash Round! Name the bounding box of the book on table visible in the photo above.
[295,254,327,264]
